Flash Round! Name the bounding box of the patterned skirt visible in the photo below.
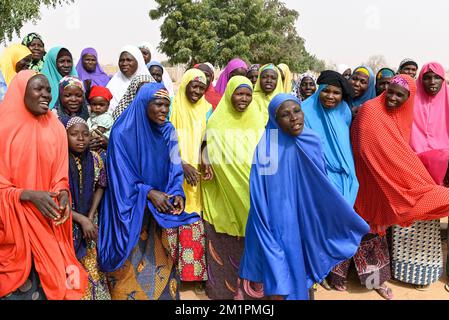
[391,220,443,285]
[0,265,46,300]
[74,214,111,300]
[167,220,208,282]
[204,220,246,300]
[107,214,180,300]
[328,234,391,288]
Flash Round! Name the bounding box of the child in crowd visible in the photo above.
[88,86,114,139]
[66,117,111,300]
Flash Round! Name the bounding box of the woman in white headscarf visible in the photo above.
[139,42,175,98]
[107,45,150,112]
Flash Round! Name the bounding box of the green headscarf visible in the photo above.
[22,33,45,72]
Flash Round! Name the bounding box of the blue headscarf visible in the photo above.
[146,61,164,83]
[147,61,164,71]
[98,82,201,272]
[302,85,359,206]
[349,65,376,108]
[239,93,369,300]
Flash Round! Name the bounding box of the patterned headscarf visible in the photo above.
[56,76,89,126]
[296,72,318,100]
[247,64,260,73]
[376,68,395,81]
[389,75,410,92]
[66,116,88,130]
[21,33,45,72]
[112,74,156,121]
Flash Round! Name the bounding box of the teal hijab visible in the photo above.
[41,47,78,109]
[302,85,359,206]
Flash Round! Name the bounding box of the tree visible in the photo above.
[0,0,73,44]
[364,54,388,74]
[150,0,324,73]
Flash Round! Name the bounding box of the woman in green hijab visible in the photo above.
[202,76,266,300]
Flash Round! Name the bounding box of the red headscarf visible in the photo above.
[89,85,113,102]
[351,74,449,235]
[0,70,88,299]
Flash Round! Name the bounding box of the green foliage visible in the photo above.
[0,0,73,44]
[150,0,324,73]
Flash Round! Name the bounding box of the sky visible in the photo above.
[2,0,449,70]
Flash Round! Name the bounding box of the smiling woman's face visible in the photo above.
[186,80,207,103]
[61,85,84,115]
[24,75,52,116]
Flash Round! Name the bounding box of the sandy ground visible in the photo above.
[180,220,449,301]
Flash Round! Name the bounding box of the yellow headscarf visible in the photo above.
[253,63,284,124]
[202,76,266,237]
[0,44,32,85]
[170,68,212,213]
[277,63,293,93]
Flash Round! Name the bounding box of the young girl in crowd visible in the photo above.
[66,117,111,300]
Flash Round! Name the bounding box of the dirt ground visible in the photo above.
[180,220,449,300]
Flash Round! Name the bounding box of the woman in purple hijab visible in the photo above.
[76,47,111,93]
[215,58,248,95]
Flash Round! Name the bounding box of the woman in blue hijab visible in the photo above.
[302,70,358,206]
[348,66,376,117]
[98,82,200,300]
[237,93,369,300]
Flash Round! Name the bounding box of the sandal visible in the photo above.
[414,284,431,291]
[375,285,394,300]
[333,284,347,292]
[320,280,332,291]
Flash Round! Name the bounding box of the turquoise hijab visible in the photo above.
[302,85,359,206]
[41,47,78,109]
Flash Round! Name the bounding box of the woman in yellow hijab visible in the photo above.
[169,68,212,284]
[277,63,293,93]
[201,76,266,300]
[252,63,284,123]
[0,44,32,85]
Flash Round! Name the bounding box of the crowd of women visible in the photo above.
[1,32,449,301]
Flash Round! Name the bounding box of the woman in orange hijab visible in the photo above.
[0,70,87,300]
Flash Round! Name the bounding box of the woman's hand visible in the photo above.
[90,132,109,150]
[201,164,214,181]
[200,144,214,181]
[55,190,70,226]
[20,190,61,221]
[148,190,175,213]
[182,163,200,186]
[172,196,185,215]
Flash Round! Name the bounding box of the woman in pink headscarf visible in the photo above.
[391,62,449,290]
[214,58,248,95]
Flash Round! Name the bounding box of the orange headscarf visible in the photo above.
[0,70,87,300]
[351,74,449,235]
